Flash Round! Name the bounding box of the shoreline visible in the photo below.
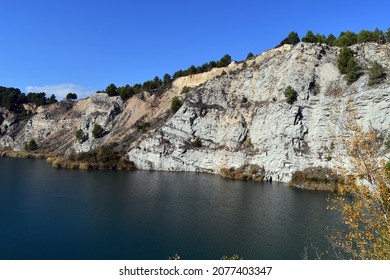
[0,149,135,171]
[0,148,336,191]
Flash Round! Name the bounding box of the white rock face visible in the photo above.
[1,43,389,182]
[128,43,390,182]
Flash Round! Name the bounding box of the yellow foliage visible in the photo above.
[329,108,390,259]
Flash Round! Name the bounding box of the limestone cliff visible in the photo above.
[1,42,390,182]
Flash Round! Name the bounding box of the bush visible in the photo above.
[66,93,77,100]
[24,139,38,151]
[302,30,318,43]
[289,167,339,191]
[170,96,181,114]
[345,58,361,84]
[220,164,264,181]
[246,52,254,59]
[191,137,202,148]
[279,31,300,46]
[337,47,355,74]
[386,160,390,171]
[105,83,118,96]
[334,31,357,47]
[75,129,85,142]
[284,86,298,104]
[368,61,386,86]
[92,124,104,138]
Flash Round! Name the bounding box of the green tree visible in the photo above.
[170,96,181,114]
[345,58,361,84]
[302,30,317,43]
[92,124,104,138]
[66,93,77,100]
[279,31,300,46]
[373,28,385,43]
[75,129,85,142]
[218,54,232,67]
[284,86,298,104]
[117,84,134,100]
[337,47,355,74]
[357,30,374,44]
[105,83,118,96]
[25,139,38,151]
[48,94,57,104]
[385,28,390,43]
[163,73,172,85]
[334,31,357,47]
[246,52,254,59]
[326,34,337,46]
[368,61,386,86]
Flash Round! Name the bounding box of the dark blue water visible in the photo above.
[0,157,340,259]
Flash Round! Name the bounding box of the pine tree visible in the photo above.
[345,58,360,84]
[368,61,386,86]
[337,47,355,74]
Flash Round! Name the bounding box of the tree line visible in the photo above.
[101,54,232,101]
[0,86,57,113]
[279,27,390,47]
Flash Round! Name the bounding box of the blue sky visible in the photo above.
[1,0,389,99]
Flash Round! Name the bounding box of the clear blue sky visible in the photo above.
[1,0,389,99]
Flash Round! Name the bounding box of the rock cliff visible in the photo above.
[1,42,390,182]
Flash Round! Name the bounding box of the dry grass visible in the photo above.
[220,164,265,182]
[289,166,339,191]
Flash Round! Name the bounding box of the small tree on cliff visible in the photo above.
[170,96,181,114]
[345,58,361,84]
[368,61,386,86]
[337,47,355,74]
[24,139,38,151]
[92,124,104,138]
[284,86,298,104]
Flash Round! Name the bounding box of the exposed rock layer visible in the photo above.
[1,42,389,182]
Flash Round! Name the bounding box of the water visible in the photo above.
[0,157,340,259]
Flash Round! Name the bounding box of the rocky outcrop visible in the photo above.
[1,42,390,182]
[128,42,390,182]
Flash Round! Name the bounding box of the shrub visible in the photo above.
[368,61,386,86]
[345,58,361,84]
[75,129,85,142]
[337,47,355,74]
[334,31,357,47]
[92,124,104,138]
[181,86,191,95]
[191,137,202,148]
[289,167,339,191]
[284,86,298,104]
[279,31,300,46]
[220,70,227,76]
[24,139,38,151]
[105,83,118,96]
[242,61,247,69]
[170,96,181,114]
[246,52,254,59]
[386,160,390,171]
[302,30,318,43]
[220,164,264,181]
[66,93,77,100]
[384,134,390,149]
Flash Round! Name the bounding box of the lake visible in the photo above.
[0,157,341,259]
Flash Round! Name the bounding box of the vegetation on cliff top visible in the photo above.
[0,86,57,113]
